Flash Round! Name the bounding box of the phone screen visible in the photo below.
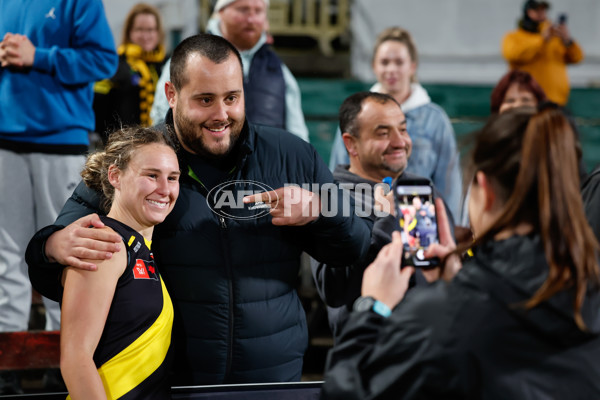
[395,183,440,268]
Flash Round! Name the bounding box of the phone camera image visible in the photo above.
[395,183,440,268]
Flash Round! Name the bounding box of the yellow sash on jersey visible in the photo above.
[67,277,173,399]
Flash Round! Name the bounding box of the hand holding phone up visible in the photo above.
[422,198,462,282]
[553,13,572,44]
[361,231,415,309]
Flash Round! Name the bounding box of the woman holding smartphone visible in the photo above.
[321,106,600,399]
[60,127,180,399]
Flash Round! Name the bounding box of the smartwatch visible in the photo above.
[353,296,392,318]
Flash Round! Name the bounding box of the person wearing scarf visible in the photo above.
[93,3,167,143]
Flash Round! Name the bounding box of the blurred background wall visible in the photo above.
[102,0,199,51]
[350,0,600,86]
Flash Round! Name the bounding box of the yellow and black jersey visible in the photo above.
[77,216,173,399]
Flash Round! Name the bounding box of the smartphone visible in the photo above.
[558,13,567,24]
[394,180,440,268]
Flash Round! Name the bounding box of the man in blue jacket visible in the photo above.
[0,0,117,392]
[26,34,369,385]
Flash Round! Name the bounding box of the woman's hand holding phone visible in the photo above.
[422,198,462,282]
[362,231,414,310]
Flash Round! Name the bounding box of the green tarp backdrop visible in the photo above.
[300,79,600,173]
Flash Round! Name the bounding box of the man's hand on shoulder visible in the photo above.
[45,214,121,271]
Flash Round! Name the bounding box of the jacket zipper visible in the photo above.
[219,216,235,382]
[186,159,240,382]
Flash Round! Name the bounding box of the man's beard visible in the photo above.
[174,108,243,160]
[380,148,409,175]
[228,26,262,51]
[379,161,405,175]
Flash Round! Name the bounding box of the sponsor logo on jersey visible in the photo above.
[133,260,150,279]
[133,259,159,280]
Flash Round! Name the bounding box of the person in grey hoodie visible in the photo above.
[329,27,461,218]
[312,91,454,341]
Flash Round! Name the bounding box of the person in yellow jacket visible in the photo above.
[502,0,583,105]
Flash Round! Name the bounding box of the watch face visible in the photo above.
[354,296,375,312]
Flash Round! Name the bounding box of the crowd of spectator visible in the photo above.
[1,0,598,397]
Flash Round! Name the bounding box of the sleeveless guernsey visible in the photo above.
[66,216,173,399]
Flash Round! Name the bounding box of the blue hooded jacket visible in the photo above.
[0,0,117,152]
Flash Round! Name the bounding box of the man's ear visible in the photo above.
[108,164,121,190]
[475,171,496,211]
[166,81,177,109]
[342,133,358,157]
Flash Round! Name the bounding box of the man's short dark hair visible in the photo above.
[338,92,402,138]
[170,34,243,91]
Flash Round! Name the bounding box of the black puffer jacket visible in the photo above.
[27,115,370,385]
[321,234,600,399]
[582,165,600,242]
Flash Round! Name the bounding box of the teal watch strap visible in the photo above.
[372,300,391,318]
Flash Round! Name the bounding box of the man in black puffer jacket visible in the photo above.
[26,34,370,385]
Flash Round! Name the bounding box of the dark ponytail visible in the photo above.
[458,107,599,330]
